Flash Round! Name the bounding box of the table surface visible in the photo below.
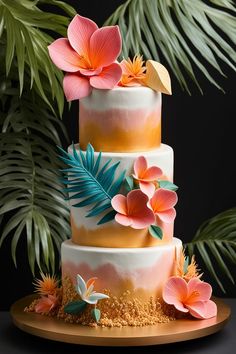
[0,298,235,353]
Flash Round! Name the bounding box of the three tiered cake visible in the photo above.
[26,14,217,327]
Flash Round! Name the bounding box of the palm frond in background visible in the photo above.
[0,0,75,274]
[105,0,236,93]
[0,66,70,274]
[185,208,236,293]
[0,0,76,115]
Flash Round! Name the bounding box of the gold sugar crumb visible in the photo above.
[26,277,177,327]
[56,279,176,327]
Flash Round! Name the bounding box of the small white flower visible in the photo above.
[76,274,109,304]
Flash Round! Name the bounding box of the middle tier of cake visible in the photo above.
[68,143,174,248]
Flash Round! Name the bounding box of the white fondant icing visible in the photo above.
[80,87,161,111]
[68,143,174,229]
[61,238,182,293]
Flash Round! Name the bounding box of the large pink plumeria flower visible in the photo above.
[111,190,155,229]
[48,14,122,101]
[149,188,177,224]
[133,156,163,197]
[163,277,217,319]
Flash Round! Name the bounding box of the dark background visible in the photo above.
[0,0,236,310]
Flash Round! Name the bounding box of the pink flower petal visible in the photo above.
[127,190,155,228]
[90,63,122,89]
[163,276,188,310]
[187,278,212,302]
[120,59,130,75]
[67,14,98,57]
[63,73,92,101]
[111,194,127,214]
[89,26,122,68]
[150,188,178,213]
[79,67,102,76]
[187,300,217,319]
[142,166,163,181]
[48,38,80,72]
[156,208,176,224]
[115,213,132,227]
[134,156,147,178]
[139,181,156,198]
[127,190,149,215]
[130,212,155,229]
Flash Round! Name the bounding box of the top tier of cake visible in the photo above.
[79,86,162,153]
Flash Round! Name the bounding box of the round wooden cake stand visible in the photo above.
[10,295,230,346]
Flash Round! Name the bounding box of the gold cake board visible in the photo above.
[10,295,230,346]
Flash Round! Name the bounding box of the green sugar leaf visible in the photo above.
[124,176,134,192]
[64,300,87,315]
[158,180,178,191]
[91,308,101,323]
[149,225,163,240]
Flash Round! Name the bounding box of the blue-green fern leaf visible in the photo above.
[59,144,126,224]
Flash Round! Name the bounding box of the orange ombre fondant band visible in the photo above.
[79,105,161,152]
[71,216,173,248]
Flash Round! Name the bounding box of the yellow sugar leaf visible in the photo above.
[144,60,172,95]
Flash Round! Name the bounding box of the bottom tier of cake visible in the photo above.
[61,238,182,302]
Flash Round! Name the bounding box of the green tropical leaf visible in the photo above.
[158,180,178,191]
[124,176,134,192]
[0,0,76,114]
[0,72,70,274]
[97,210,117,225]
[64,300,87,315]
[59,144,126,225]
[104,0,236,93]
[185,208,236,293]
[148,225,163,239]
[91,308,101,323]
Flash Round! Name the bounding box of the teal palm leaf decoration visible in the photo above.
[185,208,236,293]
[104,0,236,93]
[59,144,126,225]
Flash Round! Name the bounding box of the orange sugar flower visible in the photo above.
[33,273,58,296]
[35,294,58,314]
[119,55,146,86]
[175,248,202,281]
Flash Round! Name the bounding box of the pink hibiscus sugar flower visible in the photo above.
[35,294,58,314]
[149,188,177,224]
[163,276,217,319]
[133,156,163,197]
[48,14,122,101]
[111,190,155,229]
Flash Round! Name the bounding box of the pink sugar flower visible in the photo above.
[149,188,177,223]
[163,276,217,319]
[111,190,155,229]
[133,156,163,197]
[35,294,58,314]
[48,14,122,101]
